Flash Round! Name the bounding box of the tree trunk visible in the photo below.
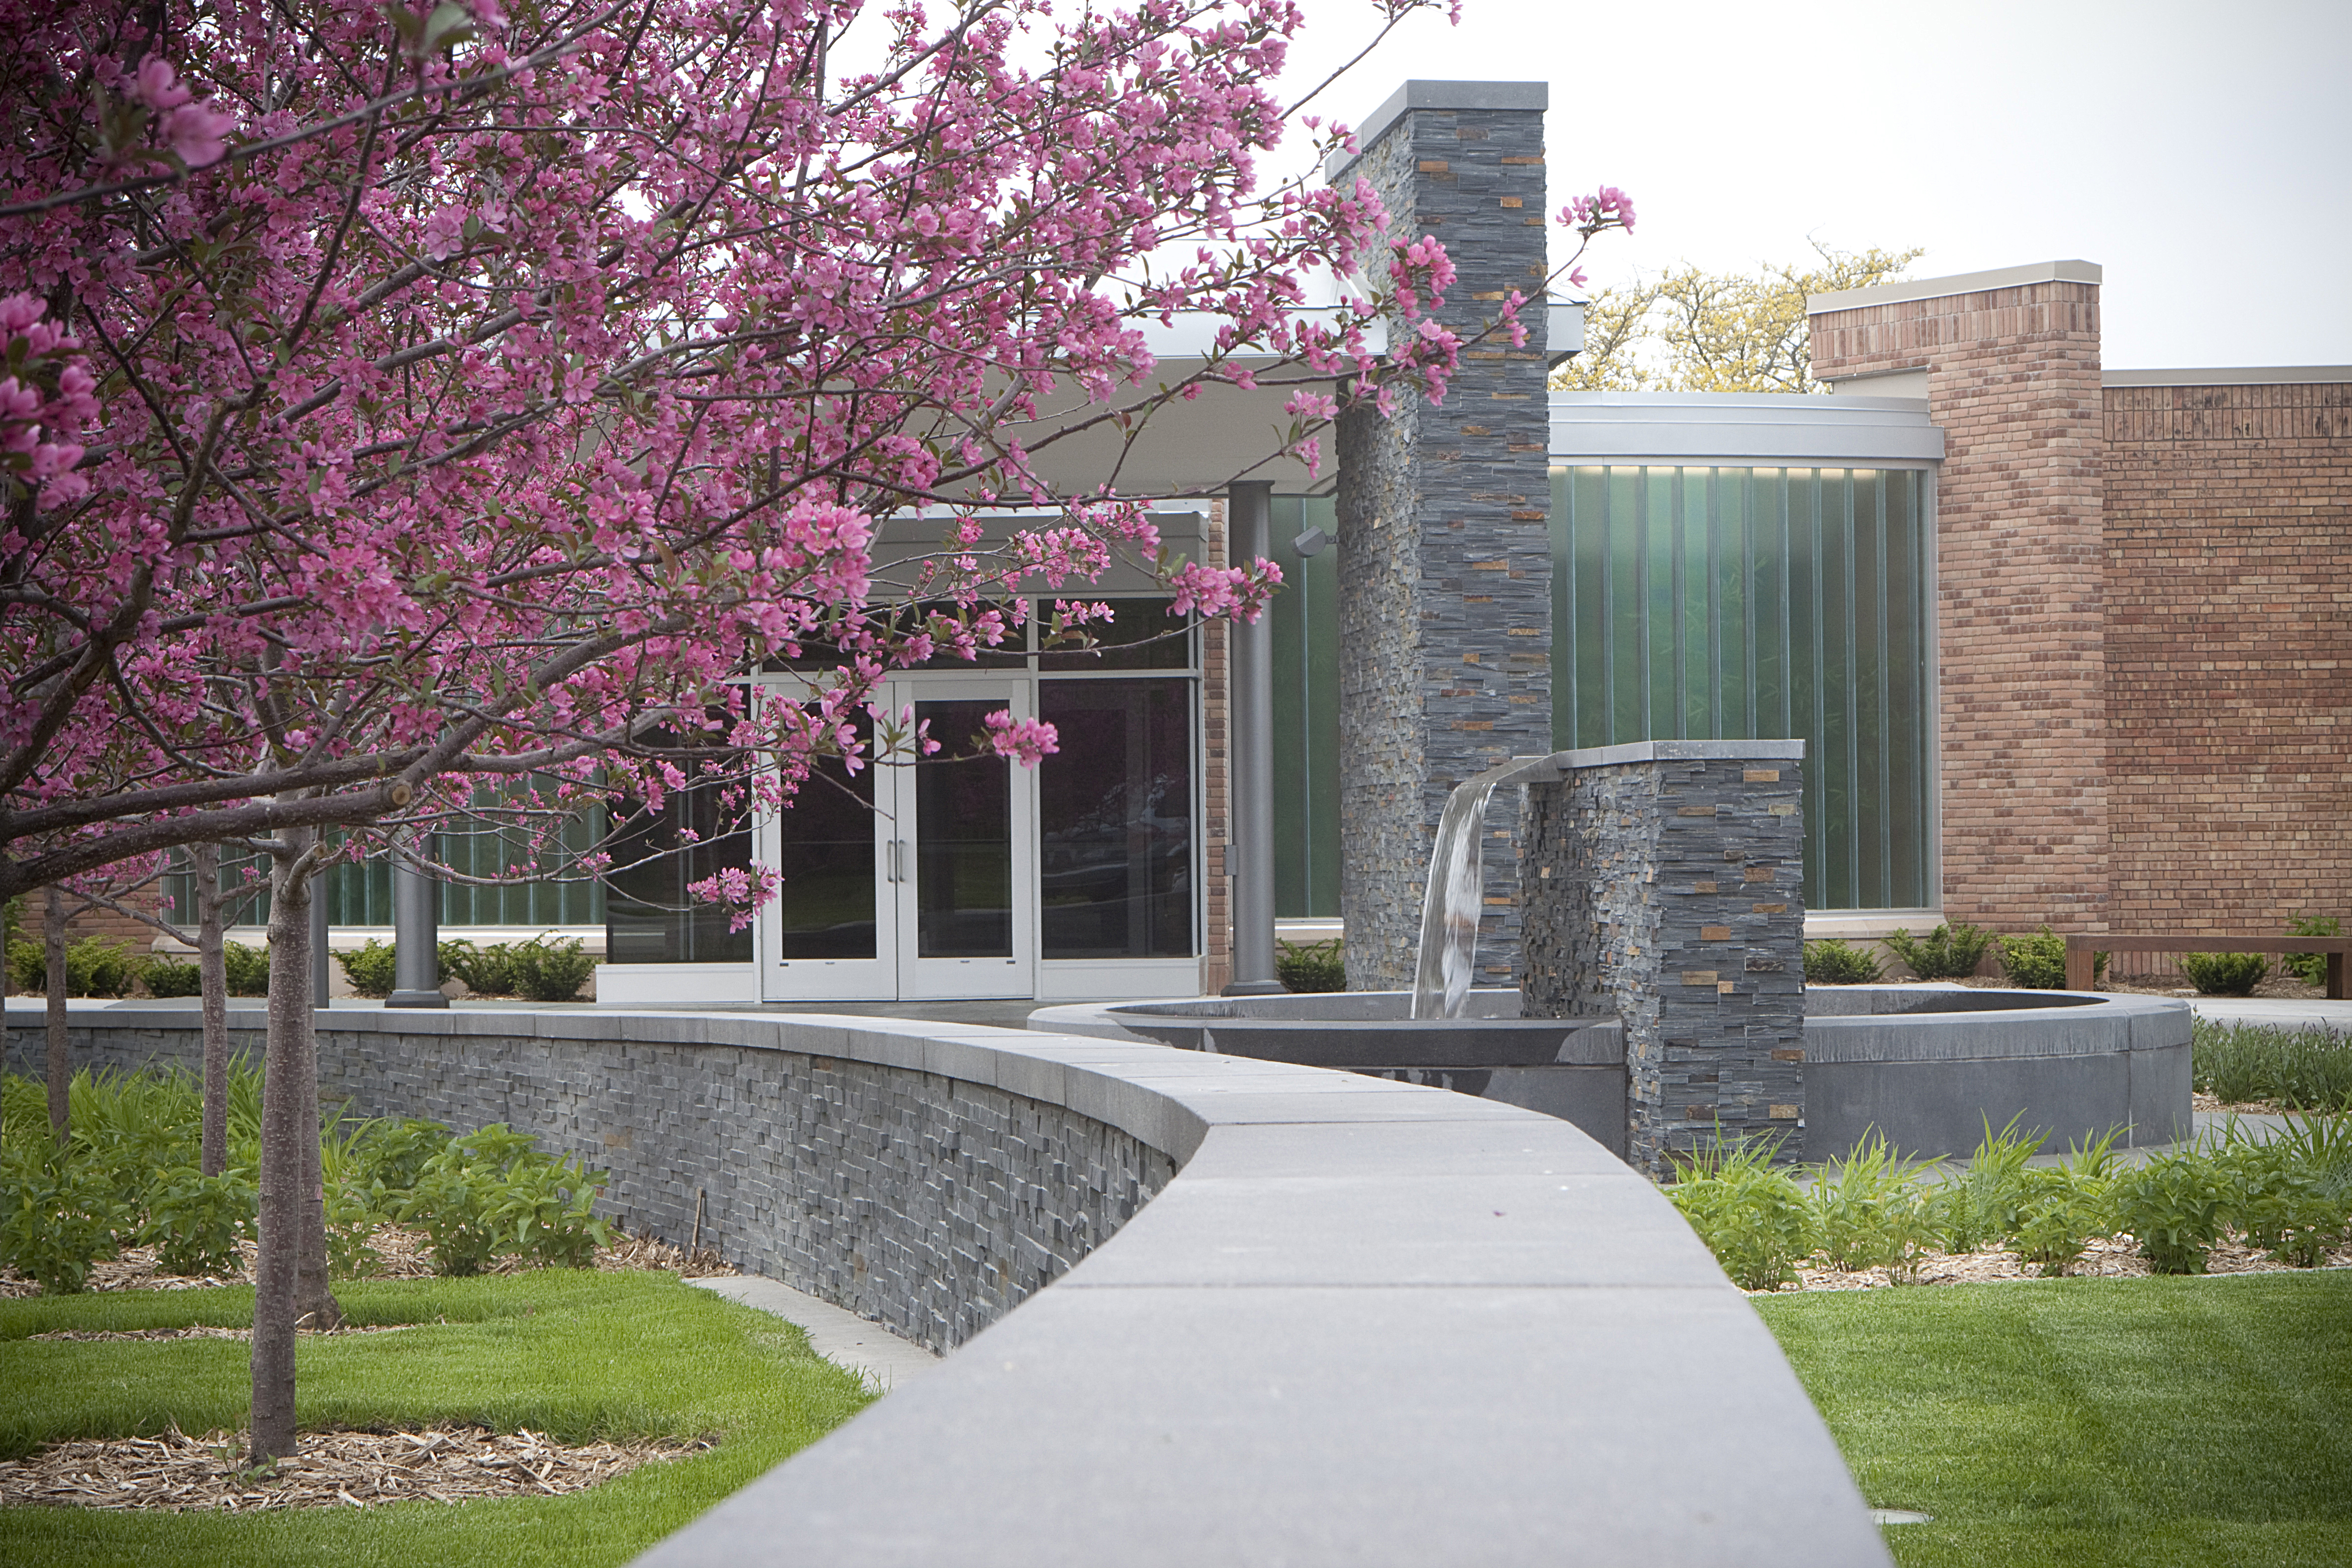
[249,828,340,1464]
[44,885,67,1146]
[195,843,230,1178]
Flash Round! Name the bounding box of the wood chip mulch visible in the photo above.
[0,1225,736,1299]
[0,1423,711,1512]
[1758,1234,2352,1294]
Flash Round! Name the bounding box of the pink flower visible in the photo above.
[163,102,236,168]
[130,57,193,111]
[982,710,1059,767]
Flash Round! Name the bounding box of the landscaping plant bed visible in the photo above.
[0,1422,709,1512]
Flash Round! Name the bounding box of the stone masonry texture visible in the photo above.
[2102,380,2352,937]
[1520,751,1806,1176]
[1811,278,2109,937]
[1337,90,1552,991]
[5,1018,1171,1355]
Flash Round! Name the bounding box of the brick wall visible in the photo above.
[2103,380,2352,932]
[1811,279,2108,934]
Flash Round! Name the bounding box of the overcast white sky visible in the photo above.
[1261,0,2352,369]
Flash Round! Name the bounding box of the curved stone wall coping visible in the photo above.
[8,1002,1889,1566]
[1803,990,2191,1063]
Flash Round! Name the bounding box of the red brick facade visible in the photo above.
[2103,380,2352,931]
[1811,275,2111,933]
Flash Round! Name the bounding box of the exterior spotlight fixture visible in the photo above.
[1292,526,1330,557]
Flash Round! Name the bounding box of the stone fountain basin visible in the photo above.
[1033,983,2194,1162]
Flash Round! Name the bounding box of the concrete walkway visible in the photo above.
[2187,995,2352,1032]
[683,1276,941,1392]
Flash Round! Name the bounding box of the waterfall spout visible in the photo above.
[1410,755,1561,1020]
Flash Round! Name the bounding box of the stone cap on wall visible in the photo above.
[1324,78,1549,182]
[1808,259,2103,315]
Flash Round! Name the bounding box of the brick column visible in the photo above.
[1809,262,2108,935]
[1333,81,1553,990]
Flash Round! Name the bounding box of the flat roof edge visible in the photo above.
[1807,259,2102,314]
[2104,366,2352,387]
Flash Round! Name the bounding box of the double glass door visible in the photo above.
[756,678,1036,1000]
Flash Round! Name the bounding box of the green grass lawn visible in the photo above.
[1758,1272,2352,1568]
[0,1270,872,1567]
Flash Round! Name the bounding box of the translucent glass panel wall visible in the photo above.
[1267,497,1341,919]
[1551,466,1933,911]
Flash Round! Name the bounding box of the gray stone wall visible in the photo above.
[1336,83,1553,991]
[5,1015,1170,1354]
[1521,743,1808,1176]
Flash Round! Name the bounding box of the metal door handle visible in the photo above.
[888,839,906,882]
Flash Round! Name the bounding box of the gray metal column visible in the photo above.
[1222,480,1285,996]
[387,833,448,1008]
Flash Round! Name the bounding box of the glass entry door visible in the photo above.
[756,678,1036,1001]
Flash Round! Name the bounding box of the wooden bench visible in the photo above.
[2065,934,2349,999]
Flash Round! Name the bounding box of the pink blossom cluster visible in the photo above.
[0,296,96,513]
[0,0,1500,914]
[982,710,1060,766]
[686,864,783,933]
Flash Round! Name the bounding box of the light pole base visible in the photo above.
[385,989,450,1009]
[1220,979,1290,997]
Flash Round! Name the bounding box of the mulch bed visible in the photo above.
[0,1227,738,1512]
[1759,1234,2352,1295]
[0,1423,711,1511]
[0,1224,735,1300]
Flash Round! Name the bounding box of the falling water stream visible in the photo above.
[1410,759,1535,1020]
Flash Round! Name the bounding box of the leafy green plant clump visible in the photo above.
[142,958,203,998]
[1998,924,2108,989]
[332,937,398,998]
[1803,938,1882,985]
[1666,1140,1814,1291]
[2182,950,2269,996]
[2194,1018,2352,1112]
[2282,914,2342,988]
[221,940,272,995]
[1275,938,1345,993]
[1880,922,1996,980]
[438,934,595,1000]
[5,934,148,998]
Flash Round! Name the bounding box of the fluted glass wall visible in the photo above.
[1550,465,1933,912]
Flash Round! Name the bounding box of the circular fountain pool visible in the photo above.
[1030,984,2193,1161]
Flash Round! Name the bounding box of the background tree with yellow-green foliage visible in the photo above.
[1553,244,1923,394]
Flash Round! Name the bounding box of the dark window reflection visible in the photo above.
[777,713,878,959]
[1039,680,1194,959]
[604,759,754,965]
[914,699,1013,957]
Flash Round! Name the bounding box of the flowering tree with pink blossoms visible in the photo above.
[0,0,1628,1461]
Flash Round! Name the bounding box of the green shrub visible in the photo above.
[1881,922,1997,980]
[2181,950,2268,996]
[0,1144,129,1293]
[222,940,271,995]
[1666,1140,1814,1291]
[1807,1132,1932,1273]
[139,1165,256,1278]
[1998,925,2107,990]
[2112,1150,2229,1274]
[1803,938,1883,985]
[2283,915,2342,988]
[1276,938,1346,993]
[506,934,596,1002]
[143,957,202,997]
[394,1123,607,1274]
[438,938,516,997]
[1939,1114,2045,1253]
[335,937,399,998]
[5,935,148,997]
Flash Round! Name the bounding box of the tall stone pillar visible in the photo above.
[1333,81,1553,990]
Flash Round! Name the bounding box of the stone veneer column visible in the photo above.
[1808,262,2108,936]
[1520,743,1808,1176]
[1334,81,1553,990]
